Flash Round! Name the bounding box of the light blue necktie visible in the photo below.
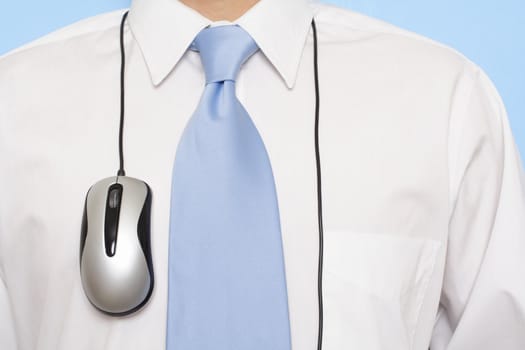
[165,24,291,349]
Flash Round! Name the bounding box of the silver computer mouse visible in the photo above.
[79,175,154,316]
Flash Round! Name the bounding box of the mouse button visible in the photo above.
[114,178,148,256]
[117,178,148,228]
[84,179,112,252]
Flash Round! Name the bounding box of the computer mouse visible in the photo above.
[79,175,154,316]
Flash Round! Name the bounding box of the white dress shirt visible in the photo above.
[1,0,524,349]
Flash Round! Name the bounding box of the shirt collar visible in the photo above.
[128,0,316,88]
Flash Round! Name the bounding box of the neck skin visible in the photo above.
[179,0,260,21]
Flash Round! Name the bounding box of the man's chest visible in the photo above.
[1,48,451,349]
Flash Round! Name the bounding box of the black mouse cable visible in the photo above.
[311,17,324,350]
[117,11,129,177]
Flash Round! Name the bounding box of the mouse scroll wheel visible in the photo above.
[105,184,123,257]
[109,188,121,208]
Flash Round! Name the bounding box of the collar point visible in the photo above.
[284,75,297,90]
[151,75,164,87]
[146,67,168,87]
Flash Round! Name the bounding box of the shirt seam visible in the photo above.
[446,67,481,223]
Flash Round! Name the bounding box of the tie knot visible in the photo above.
[190,25,259,84]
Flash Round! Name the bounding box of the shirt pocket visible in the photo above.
[322,230,442,350]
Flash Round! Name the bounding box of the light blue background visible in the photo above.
[0,0,524,157]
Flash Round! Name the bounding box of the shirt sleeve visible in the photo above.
[430,66,525,349]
